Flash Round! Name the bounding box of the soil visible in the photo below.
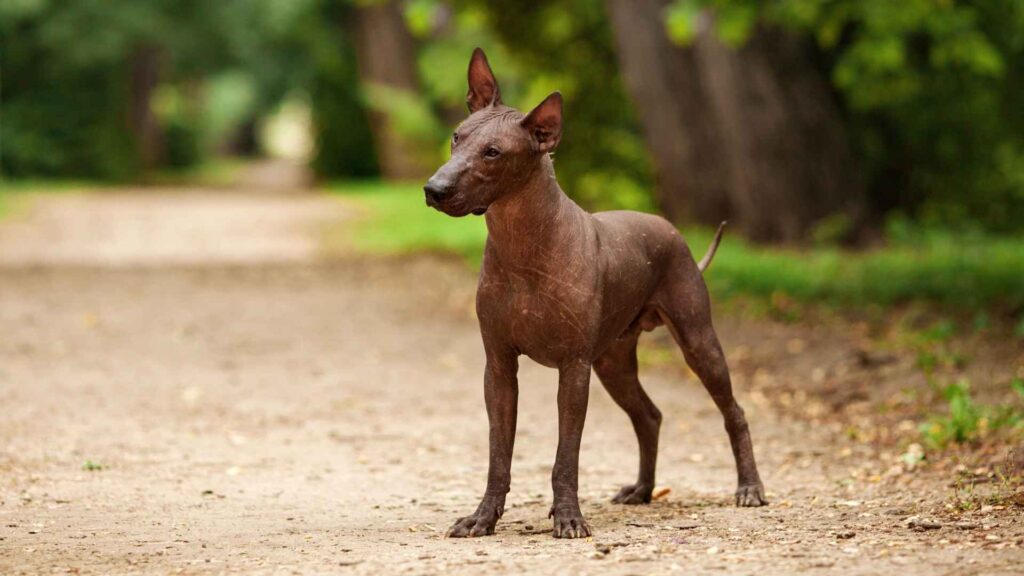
[1,164,1021,574]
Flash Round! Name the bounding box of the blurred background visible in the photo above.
[3,0,1023,236]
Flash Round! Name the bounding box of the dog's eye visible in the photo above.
[484,147,501,158]
[451,133,459,146]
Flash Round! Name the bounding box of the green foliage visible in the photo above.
[0,1,141,180]
[0,0,353,179]
[667,0,1024,233]
[919,379,1024,449]
[0,67,140,180]
[306,1,379,179]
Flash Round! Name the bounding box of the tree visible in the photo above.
[0,0,289,178]
[607,0,866,243]
[644,0,1024,236]
[351,0,433,179]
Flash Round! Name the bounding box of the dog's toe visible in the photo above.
[735,484,767,507]
[551,513,591,539]
[611,483,653,505]
[446,513,497,538]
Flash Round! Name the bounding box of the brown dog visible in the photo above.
[425,49,766,539]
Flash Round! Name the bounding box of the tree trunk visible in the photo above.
[606,0,864,243]
[224,117,260,157]
[351,0,429,180]
[604,0,731,226]
[128,45,163,173]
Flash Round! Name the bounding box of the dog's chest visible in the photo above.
[478,266,598,366]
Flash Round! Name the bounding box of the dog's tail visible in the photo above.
[697,221,726,273]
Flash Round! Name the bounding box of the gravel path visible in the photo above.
[0,174,1020,574]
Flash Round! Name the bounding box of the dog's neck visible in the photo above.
[484,156,584,268]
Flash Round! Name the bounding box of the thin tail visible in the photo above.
[697,221,726,273]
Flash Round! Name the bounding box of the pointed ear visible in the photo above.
[521,92,563,153]
[467,47,501,113]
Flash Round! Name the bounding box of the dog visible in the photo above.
[424,48,766,539]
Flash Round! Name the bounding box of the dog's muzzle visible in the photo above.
[424,180,451,207]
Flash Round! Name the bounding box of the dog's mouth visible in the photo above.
[425,193,487,217]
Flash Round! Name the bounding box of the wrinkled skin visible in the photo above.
[427,49,766,540]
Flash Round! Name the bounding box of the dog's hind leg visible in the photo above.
[654,258,767,507]
[594,330,662,505]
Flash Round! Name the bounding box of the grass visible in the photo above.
[919,379,1024,450]
[328,180,489,264]
[328,181,1024,313]
[82,460,104,471]
[0,178,95,195]
[0,178,96,223]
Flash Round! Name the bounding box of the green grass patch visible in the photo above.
[327,180,488,265]
[709,234,1024,310]
[328,181,1024,312]
[0,178,96,222]
[919,379,1024,450]
[82,460,104,471]
[0,179,96,194]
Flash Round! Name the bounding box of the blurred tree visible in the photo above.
[659,0,1024,236]
[298,0,380,178]
[608,0,865,243]
[1,0,251,177]
[128,45,165,170]
[0,0,381,179]
[352,0,432,179]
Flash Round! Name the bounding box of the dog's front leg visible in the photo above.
[447,349,519,538]
[549,359,592,538]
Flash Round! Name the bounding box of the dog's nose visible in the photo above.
[424,181,449,205]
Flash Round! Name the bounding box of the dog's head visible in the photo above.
[424,48,562,217]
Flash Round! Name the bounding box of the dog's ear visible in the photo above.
[467,48,501,113]
[521,92,563,153]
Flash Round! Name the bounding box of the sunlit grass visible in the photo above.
[707,233,1024,310]
[327,180,489,265]
[0,179,94,222]
[0,179,95,193]
[329,181,1024,312]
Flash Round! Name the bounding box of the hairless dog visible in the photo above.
[424,48,766,539]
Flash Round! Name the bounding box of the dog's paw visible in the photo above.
[550,508,591,539]
[735,483,767,507]
[446,505,501,538]
[611,483,653,505]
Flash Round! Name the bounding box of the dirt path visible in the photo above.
[1,171,1020,574]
